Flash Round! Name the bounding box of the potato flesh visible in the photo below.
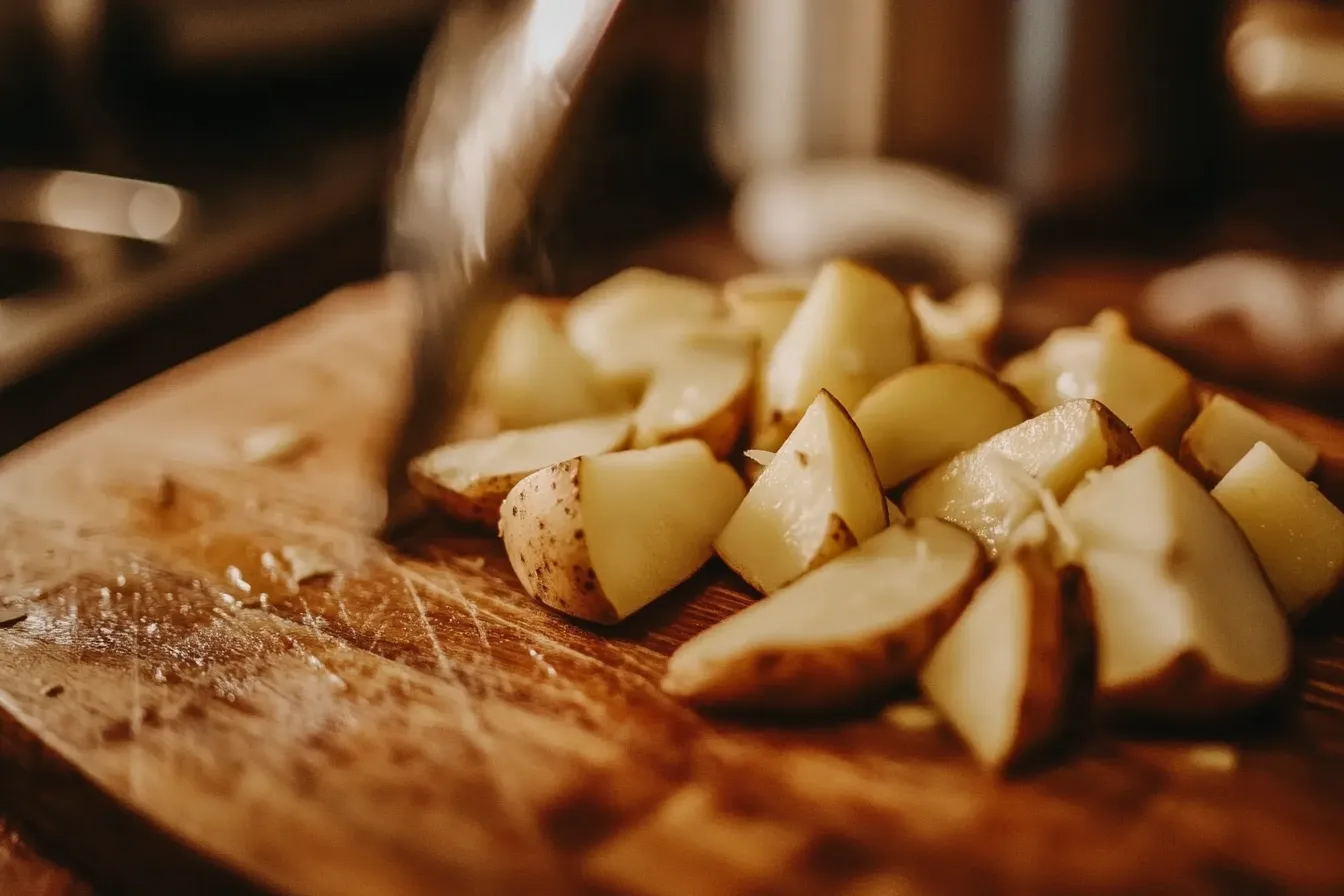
[1212,442,1344,617]
[1001,325,1193,450]
[920,554,1034,768]
[1063,448,1291,708]
[764,260,918,418]
[583,441,746,619]
[854,363,1027,488]
[716,390,886,593]
[476,298,628,429]
[664,518,984,709]
[910,283,1002,368]
[564,268,723,390]
[901,399,1137,557]
[414,415,632,493]
[723,273,808,351]
[1182,394,1319,483]
[633,341,753,451]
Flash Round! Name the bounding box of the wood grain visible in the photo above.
[1,278,1344,895]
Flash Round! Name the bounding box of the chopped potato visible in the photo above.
[910,282,1003,368]
[921,544,1078,771]
[1063,448,1292,716]
[664,518,985,712]
[716,390,887,594]
[1001,311,1195,451]
[1180,393,1319,485]
[499,440,745,624]
[633,339,754,458]
[564,268,723,395]
[1212,442,1344,618]
[475,297,630,430]
[853,362,1029,488]
[761,259,920,445]
[410,415,633,526]
[902,399,1139,558]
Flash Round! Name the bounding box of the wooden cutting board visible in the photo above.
[2,278,1344,896]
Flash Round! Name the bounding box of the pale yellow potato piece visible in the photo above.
[564,268,723,395]
[910,282,1003,368]
[920,544,1076,771]
[724,272,810,456]
[901,399,1139,558]
[722,272,809,351]
[1179,393,1319,485]
[664,518,986,712]
[1063,448,1292,716]
[1000,311,1195,450]
[1212,441,1344,618]
[762,259,920,440]
[410,415,632,526]
[474,297,630,430]
[716,390,887,594]
[853,362,1029,488]
[500,440,745,624]
[633,339,754,458]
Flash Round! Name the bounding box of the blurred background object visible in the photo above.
[3,0,1344,456]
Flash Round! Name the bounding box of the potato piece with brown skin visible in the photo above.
[1063,448,1293,718]
[409,415,632,527]
[1179,393,1319,486]
[632,338,754,458]
[664,518,986,713]
[716,390,887,594]
[1000,311,1195,451]
[500,440,745,625]
[901,399,1139,558]
[920,544,1083,771]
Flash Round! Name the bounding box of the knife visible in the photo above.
[379,0,625,535]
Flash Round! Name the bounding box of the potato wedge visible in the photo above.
[1063,448,1292,716]
[722,272,809,351]
[475,297,630,430]
[409,415,633,526]
[761,259,920,444]
[1212,441,1344,618]
[564,268,723,395]
[716,390,887,594]
[633,338,754,458]
[920,544,1078,771]
[854,363,1029,488]
[901,399,1139,558]
[910,282,1003,368]
[664,518,986,712]
[1179,393,1319,485]
[1000,311,1195,451]
[499,440,745,624]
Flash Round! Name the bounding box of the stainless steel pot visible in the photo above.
[708,0,1231,215]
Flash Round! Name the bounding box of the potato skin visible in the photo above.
[407,465,524,528]
[1092,400,1143,465]
[1001,547,1078,770]
[663,526,987,712]
[498,459,619,625]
